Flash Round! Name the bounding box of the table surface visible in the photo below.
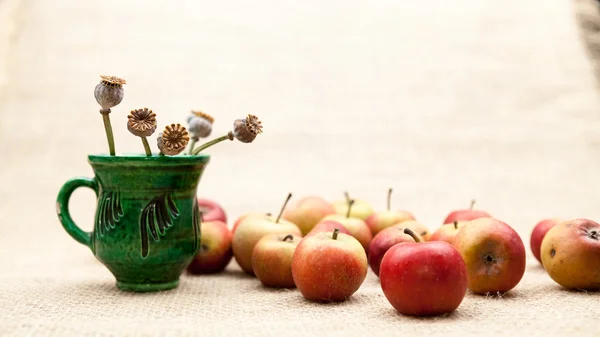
[1,0,600,336]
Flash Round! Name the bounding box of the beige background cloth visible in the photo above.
[1,0,600,336]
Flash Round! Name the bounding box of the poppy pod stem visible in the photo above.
[190,132,234,155]
[188,137,198,155]
[100,109,116,156]
[141,137,151,156]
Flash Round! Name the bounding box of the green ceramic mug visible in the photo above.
[56,154,210,292]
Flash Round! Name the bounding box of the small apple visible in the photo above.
[321,199,373,252]
[540,218,600,290]
[332,191,374,220]
[429,221,466,246]
[281,195,336,235]
[401,220,432,241]
[231,212,271,234]
[232,193,302,275]
[365,188,416,235]
[442,199,491,225]
[186,220,233,274]
[252,233,301,288]
[196,198,227,224]
[368,224,423,277]
[530,218,562,264]
[380,228,468,316]
[292,228,368,302]
[306,219,352,237]
[454,217,526,294]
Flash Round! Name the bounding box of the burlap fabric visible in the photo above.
[1,0,600,336]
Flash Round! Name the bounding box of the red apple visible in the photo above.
[320,200,373,252]
[186,220,232,274]
[454,217,526,294]
[529,218,562,264]
[368,224,423,277]
[231,212,271,234]
[252,233,301,288]
[232,193,302,275]
[332,191,374,220]
[429,221,467,246]
[292,228,368,302]
[306,220,352,237]
[379,228,468,316]
[196,198,227,224]
[540,218,600,290]
[442,199,491,225]
[365,188,416,235]
[281,195,336,235]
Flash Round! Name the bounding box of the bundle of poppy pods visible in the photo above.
[93,74,263,156]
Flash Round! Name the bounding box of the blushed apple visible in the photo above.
[380,228,468,316]
[232,193,302,275]
[365,188,416,235]
[306,219,352,237]
[186,220,233,274]
[454,217,526,294]
[252,233,301,288]
[530,218,561,264]
[541,218,600,290]
[197,198,227,224]
[292,228,368,302]
[442,199,491,225]
[368,224,423,277]
[321,200,373,252]
[429,221,466,246]
[332,191,374,220]
[281,195,336,235]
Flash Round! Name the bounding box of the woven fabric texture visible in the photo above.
[1,0,600,336]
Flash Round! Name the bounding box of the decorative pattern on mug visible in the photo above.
[140,193,180,258]
[95,191,124,239]
[192,197,201,252]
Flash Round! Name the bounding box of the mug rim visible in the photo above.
[87,153,210,166]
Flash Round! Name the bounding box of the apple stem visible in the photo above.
[344,191,351,203]
[346,199,355,218]
[590,230,598,240]
[275,193,292,224]
[453,221,458,229]
[387,188,392,211]
[332,228,339,240]
[403,228,421,243]
[470,199,476,210]
[283,234,294,242]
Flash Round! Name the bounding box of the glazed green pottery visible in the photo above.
[56,154,210,292]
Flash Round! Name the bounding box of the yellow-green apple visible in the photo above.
[252,233,301,288]
[530,218,562,264]
[454,217,526,294]
[401,220,432,241]
[379,228,468,316]
[231,212,271,234]
[232,193,302,275]
[186,219,233,274]
[281,195,336,235]
[368,224,423,276]
[291,228,368,302]
[365,188,416,235]
[429,221,467,246]
[332,191,374,220]
[442,199,491,225]
[197,198,227,224]
[321,200,373,252]
[540,218,600,290]
[306,219,351,237]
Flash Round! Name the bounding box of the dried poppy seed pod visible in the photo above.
[157,123,190,156]
[187,110,214,140]
[94,75,126,112]
[233,114,263,143]
[127,108,157,137]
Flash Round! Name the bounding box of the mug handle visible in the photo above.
[56,177,99,250]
